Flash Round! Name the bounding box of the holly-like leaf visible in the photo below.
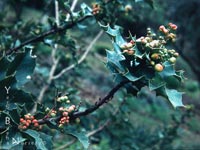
[24,129,51,150]
[68,131,90,149]
[1,129,26,150]
[80,3,92,16]
[124,72,143,82]
[149,75,166,91]
[165,88,184,108]
[158,62,176,78]
[106,50,125,72]
[6,49,36,88]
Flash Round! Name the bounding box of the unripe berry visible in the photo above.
[125,4,132,12]
[151,53,160,60]
[59,107,64,111]
[120,43,126,50]
[150,61,155,66]
[154,64,164,72]
[126,42,133,49]
[123,50,129,53]
[50,113,56,117]
[45,107,50,112]
[22,126,27,129]
[173,52,179,57]
[58,124,64,128]
[127,50,135,55]
[169,57,176,63]
[24,115,30,120]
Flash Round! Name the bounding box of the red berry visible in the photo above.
[21,120,27,125]
[32,119,38,124]
[26,122,30,127]
[159,25,165,31]
[34,123,39,127]
[63,112,68,117]
[20,118,24,122]
[27,120,31,124]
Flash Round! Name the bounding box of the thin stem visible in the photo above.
[37,80,130,124]
[6,15,92,55]
[53,30,104,79]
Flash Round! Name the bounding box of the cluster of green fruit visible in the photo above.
[120,23,179,72]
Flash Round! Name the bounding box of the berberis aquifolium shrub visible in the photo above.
[0,0,187,150]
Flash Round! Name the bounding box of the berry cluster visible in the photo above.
[58,105,76,129]
[131,23,179,72]
[18,113,41,130]
[120,40,135,55]
[56,95,70,103]
[92,3,101,15]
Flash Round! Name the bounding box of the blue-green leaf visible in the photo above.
[149,75,166,91]
[165,88,184,108]
[158,62,176,78]
[106,50,125,72]
[68,131,90,149]
[6,50,36,88]
[24,129,51,150]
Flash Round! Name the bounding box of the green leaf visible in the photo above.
[0,57,9,81]
[68,131,90,149]
[1,130,26,150]
[124,72,143,82]
[158,62,175,78]
[6,50,36,88]
[80,3,92,16]
[106,50,125,72]
[24,129,51,150]
[165,88,184,108]
[149,75,166,91]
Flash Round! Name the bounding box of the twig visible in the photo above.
[56,98,126,150]
[71,80,129,119]
[31,44,59,114]
[55,0,60,27]
[66,0,79,21]
[6,15,92,55]
[52,30,104,79]
[37,80,130,124]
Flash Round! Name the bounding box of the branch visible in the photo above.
[6,15,92,55]
[52,30,104,79]
[71,80,130,119]
[56,98,126,150]
[37,80,130,124]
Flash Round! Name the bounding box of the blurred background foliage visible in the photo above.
[0,0,200,149]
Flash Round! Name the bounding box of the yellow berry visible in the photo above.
[154,64,164,72]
